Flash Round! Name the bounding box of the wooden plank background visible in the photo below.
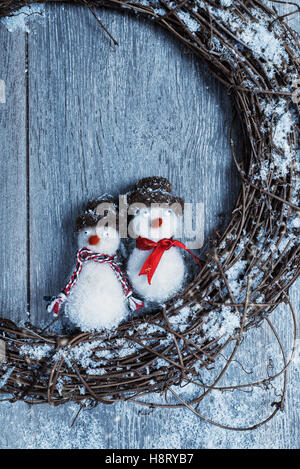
[0,2,299,448]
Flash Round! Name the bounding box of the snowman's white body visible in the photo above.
[65,261,127,331]
[64,226,128,331]
[127,206,185,303]
[127,247,184,302]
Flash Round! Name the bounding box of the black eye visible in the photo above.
[135,209,140,215]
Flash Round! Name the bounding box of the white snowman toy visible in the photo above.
[127,177,200,303]
[48,198,143,331]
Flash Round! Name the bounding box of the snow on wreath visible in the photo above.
[47,177,202,331]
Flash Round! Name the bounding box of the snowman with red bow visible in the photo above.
[127,177,200,303]
[48,197,143,331]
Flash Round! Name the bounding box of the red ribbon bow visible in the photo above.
[136,236,201,285]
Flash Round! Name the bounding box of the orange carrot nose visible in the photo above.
[88,235,100,245]
[151,217,163,229]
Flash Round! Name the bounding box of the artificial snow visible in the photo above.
[1,5,45,33]
[19,344,54,361]
[239,22,288,74]
[225,260,248,301]
[0,284,298,449]
[56,339,113,371]
[197,1,289,79]
[0,367,15,389]
[220,0,233,6]
[278,233,296,254]
[55,376,65,397]
[257,97,296,179]
[291,216,300,229]
[202,306,240,344]
[169,306,193,333]
[272,112,294,177]
[177,11,200,34]
[211,37,241,68]
[153,8,166,17]
[0,0,298,448]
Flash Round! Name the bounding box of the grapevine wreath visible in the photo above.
[0,0,299,431]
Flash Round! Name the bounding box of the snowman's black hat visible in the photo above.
[75,196,118,232]
[127,176,184,212]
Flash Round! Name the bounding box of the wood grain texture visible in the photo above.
[0,27,27,321]
[28,3,240,322]
[0,25,32,447]
[0,1,299,449]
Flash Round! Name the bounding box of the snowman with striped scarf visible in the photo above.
[48,198,143,331]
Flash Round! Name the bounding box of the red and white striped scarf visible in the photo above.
[48,248,144,316]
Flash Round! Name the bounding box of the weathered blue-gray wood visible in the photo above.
[0,2,299,448]
[0,27,27,320]
[28,3,240,323]
[0,26,33,447]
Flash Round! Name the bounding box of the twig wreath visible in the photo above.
[0,0,299,431]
